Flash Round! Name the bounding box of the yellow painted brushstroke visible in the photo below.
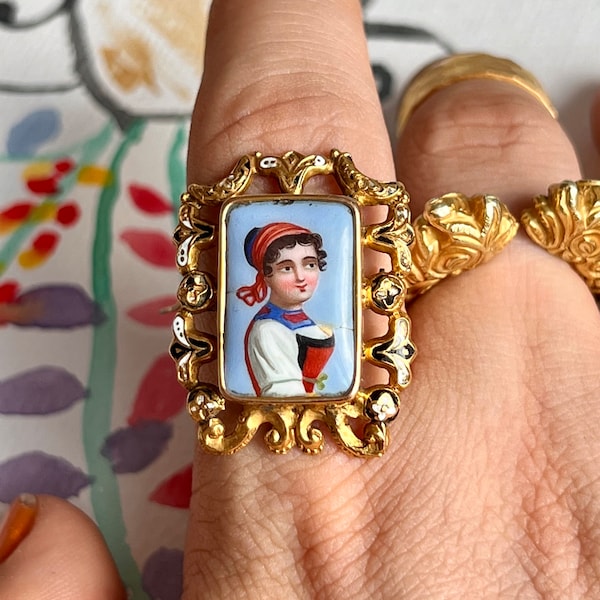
[135,0,207,68]
[31,203,57,222]
[18,249,46,269]
[77,165,113,186]
[92,0,208,101]
[22,162,54,179]
[101,36,157,93]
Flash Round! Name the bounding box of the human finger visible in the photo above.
[188,0,392,185]
[394,53,597,344]
[0,495,125,599]
[396,54,581,214]
[183,0,404,597]
[389,54,600,594]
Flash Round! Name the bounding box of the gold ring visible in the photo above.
[171,151,518,456]
[397,52,558,136]
[171,150,415,457]
[522,180,600,294]
[406,192,518,301]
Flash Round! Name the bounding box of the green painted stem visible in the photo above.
[167,121,188,225]
[85,119,146,598]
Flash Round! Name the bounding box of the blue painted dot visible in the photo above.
[6,108,61,157]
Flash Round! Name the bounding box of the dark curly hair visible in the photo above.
[263,233,327,276]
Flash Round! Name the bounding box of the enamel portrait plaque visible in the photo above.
[172,150,415,456]
[219,196,361,401]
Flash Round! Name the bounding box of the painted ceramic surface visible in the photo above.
[222,199,358,399]
[1,0,598,598]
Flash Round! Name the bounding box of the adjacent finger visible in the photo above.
[389,57,600,594]
[183,0,399,598]
[394,58,594,313]
[393,54,597,378]
[0,495,124,599]
[396,66,581,214]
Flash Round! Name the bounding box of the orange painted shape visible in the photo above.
[0,218,18,234]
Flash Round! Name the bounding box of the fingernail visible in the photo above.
[0,494,38,564]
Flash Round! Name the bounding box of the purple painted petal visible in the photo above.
[0,452,92,502]
[142,548,183,600]
[0,366,87,415]
[14,284,105,328]
[101,421,172,474]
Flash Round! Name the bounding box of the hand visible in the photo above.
[2,1,599,598]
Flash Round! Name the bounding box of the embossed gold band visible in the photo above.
[407,193,518,301]
[522,180,600,295]
[397,53,558,136]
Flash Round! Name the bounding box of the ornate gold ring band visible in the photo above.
[171,150,415,457]
[170,150,517,457]
[523,180,600,295]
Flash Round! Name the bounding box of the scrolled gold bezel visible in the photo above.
[171,150,416,456]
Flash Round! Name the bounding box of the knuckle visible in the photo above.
[398,80,579,206]
[191,71,385,182]
[412,83,561,163]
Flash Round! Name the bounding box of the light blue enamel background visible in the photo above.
[222,198,358,397]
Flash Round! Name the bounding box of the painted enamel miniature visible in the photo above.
[171,150,415,456]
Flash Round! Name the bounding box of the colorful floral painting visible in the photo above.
[0,1,209,597]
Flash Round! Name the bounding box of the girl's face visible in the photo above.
[265,243,319,310]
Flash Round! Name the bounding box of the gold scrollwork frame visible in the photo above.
[170,150,416,456]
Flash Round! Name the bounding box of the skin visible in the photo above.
[2,1,600,598]
[265,243,320,310]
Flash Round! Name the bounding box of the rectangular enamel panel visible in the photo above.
[218,196,361,401]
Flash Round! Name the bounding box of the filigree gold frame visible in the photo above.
[171,150,415,456]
